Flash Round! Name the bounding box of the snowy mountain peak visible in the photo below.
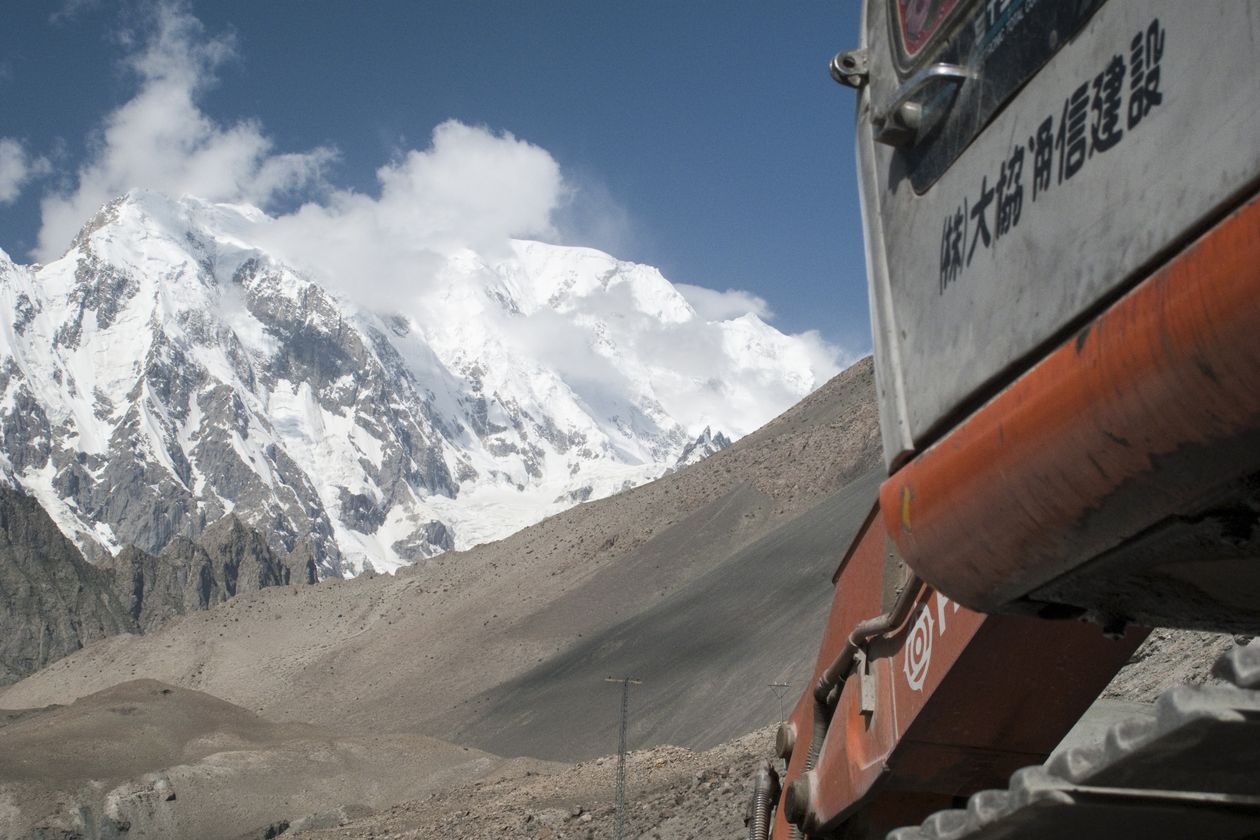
[671,426,734,473]
[0,192,833,576]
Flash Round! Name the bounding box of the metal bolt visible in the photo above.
[829,48,869,89]
[775,721,797,760]
[783,773,814,827]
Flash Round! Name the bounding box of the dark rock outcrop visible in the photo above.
[0,484,135,685]
[102,515,296,633]
[1,483,306,683]
[391,520,455,561]
[196,513,291,595]
[102,539,220,632]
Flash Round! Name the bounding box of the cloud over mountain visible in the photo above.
[35,1,334,262]
[0,139,50,206]
[0,3,852,576]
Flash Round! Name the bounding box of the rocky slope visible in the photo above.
[0,190,833,577]
[0,479,307,686]
[288,726,779,840]
[0,358,881,837]
[0,482,133,685]
[0,679,549,840]
[0,359,880,742]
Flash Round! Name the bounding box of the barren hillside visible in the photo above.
[0,358,882,838]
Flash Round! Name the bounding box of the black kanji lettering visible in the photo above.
[940,206,965,293]
[967,176,994,265]
[1030,116,1053,201]
[1128,18,1166,129]
[1090,54,1125,154]
[1056,82,1089,183]
[996,144,1024,238]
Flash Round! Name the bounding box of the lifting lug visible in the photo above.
[830,48,869,89]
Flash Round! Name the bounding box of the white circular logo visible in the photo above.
[903,605,934,692]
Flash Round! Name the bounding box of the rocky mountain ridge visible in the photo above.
[0,357,882,732]
[0,482,132,686]
[0,190,829,577]
[0,481,305,686]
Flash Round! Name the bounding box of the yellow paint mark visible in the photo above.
[900,485,912,533]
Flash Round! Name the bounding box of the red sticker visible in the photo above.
[896,0,963,57]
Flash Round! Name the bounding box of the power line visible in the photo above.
[605,676,642,840]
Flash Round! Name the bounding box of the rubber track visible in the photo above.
[886,645,1260,840]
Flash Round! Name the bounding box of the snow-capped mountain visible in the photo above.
[0,191,825,576]
[669,426,734,474]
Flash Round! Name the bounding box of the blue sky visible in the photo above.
[0,1,868,353]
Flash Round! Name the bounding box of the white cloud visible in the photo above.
[257,120,565,310]
[552,171,635,259]
[49,0,100,25]
[0,139,51,205]
[27,1,854,439]
[248,115,844,437]
[629,315,850,436]
[34,1,334,261]
[486,268,849,438]
[675,283,774,321]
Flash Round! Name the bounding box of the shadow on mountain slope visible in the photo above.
[446,469,882,761]
[0,360,881,760]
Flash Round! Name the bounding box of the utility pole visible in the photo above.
[768,681,791,721]
[605,676,642,840]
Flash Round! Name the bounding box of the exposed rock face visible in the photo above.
[0,478,302,680]
[196,514,292,595]
[0,484,135,685]
[101,517,295,633]
[669,425,733,473]
[101,540,219,633]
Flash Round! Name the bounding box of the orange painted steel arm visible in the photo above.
[882,195,1260,612]
[772,508,1144,837]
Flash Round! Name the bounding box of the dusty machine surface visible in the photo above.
[751,1,1260,837]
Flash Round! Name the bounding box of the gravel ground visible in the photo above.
[1101,627,1239,702]
[288,727,778,840]
[272,632,1252,840]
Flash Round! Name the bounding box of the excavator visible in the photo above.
[747,1,1260,837]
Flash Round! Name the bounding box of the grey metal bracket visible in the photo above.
[830,49,870,89]
[873,63,972,147]
[855,648,877,718]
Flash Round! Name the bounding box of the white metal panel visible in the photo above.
[859,0,918,468]
[863,0,1260,460]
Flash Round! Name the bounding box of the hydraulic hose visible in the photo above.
[746,760,782,840]
[787,695,831,840]
[785,575,925,837]
[814,576,924,706]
